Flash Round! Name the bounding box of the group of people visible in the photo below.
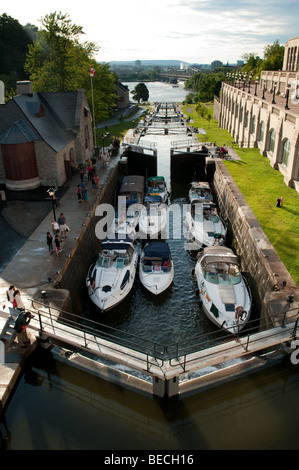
[6,285,34,347]
[48,213,68,256]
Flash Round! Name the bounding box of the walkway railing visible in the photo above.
[29,299,298,368]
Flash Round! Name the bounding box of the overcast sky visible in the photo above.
[3,0,299,64]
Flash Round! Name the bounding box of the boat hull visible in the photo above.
[194,247,252,333]
[87,241,138,312]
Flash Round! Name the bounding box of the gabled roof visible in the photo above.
[12,92,78,152]
[0,118,40,144]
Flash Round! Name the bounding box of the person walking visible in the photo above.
[55,234,61,256]
[51,219,60,236]
[13,311,34,347]
[46,232,54,254]
[13,290,25,311]
[58,213,67,239]
[76,184,83,203]
[7,285,15,304]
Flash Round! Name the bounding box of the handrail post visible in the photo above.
[37,311,43,332]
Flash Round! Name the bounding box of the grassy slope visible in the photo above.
[183,104,299,286]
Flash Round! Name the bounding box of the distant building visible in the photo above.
[211,60,223,70]
[0,81,93,190]
[216,37,299,192]
[135,60,142,70]
[114,82,130,110]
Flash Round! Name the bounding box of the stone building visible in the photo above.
[216,37,299,192]
[114,82,130,110]
[0,81,93,191]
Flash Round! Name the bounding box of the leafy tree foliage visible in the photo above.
[132,82,149,103]
[24,11,117,121]
[241,41,284,77]
[185,71,226,102]
[0,13,36,92]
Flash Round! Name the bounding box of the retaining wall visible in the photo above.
[213,161,298,326]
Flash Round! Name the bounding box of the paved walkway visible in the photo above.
[0,150,123,308]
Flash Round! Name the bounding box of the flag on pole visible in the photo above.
[90,66,95,77]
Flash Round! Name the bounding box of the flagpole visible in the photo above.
[90,66,97,147]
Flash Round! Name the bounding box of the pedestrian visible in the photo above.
[7,285,15,304]
[81,182,88,201]
[87,163,92,181]
[51,219,60,236]
[91,176,97,191]
[46,232,54,253]
[55,234,61,256]
[79,167,85,182]
[76,184,83,203]
[235,305,247,321]
[13,311,34,347]
[58,213,67,239]
[13,290,25,311]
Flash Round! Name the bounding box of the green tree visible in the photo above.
[132,82,149,103]
[263,40,284,71]
[0,13,36,91]
[24,11,117,121]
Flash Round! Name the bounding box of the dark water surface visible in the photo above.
[2,89,299,450]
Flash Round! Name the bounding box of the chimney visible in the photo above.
[16,81,33,96]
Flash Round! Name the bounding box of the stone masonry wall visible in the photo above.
[213,161,298,326]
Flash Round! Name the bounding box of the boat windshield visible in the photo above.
[97,250,132,269]
[142,258,171,273]
[203,261,241,285]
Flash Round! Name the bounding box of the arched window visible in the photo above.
[269,129,276,153]
[239,107,243,123]
[259,121,265,142]
[282,139,291,167]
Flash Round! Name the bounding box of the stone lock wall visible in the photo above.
[54,164,124,315]
[213,161,298,325]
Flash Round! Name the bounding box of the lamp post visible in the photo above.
[248,74,252,93]
[47,187,56,221]
[262,83,266,99]
[254,77,258,96]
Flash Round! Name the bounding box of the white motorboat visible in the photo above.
[146,176,168,203]
[110,198,141,240]
[194,246,252,333]
[86,238,138,312]
[184,201,226,250]
[139,242,174,295]
[139,195,167,239]
[188,181,213,203]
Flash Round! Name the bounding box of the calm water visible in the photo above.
[123,81,189,103]
[2,85,299,450]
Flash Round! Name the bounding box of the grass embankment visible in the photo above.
[183,104,299,286]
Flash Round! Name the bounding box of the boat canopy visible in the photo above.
[201,246,239,267]
[190,181,210,189]
[102,238,133,251]
[143,242,171,259]
[119,175,145,194]
[147,176,165,183]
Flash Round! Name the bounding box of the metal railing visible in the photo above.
[29,300,298,369]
